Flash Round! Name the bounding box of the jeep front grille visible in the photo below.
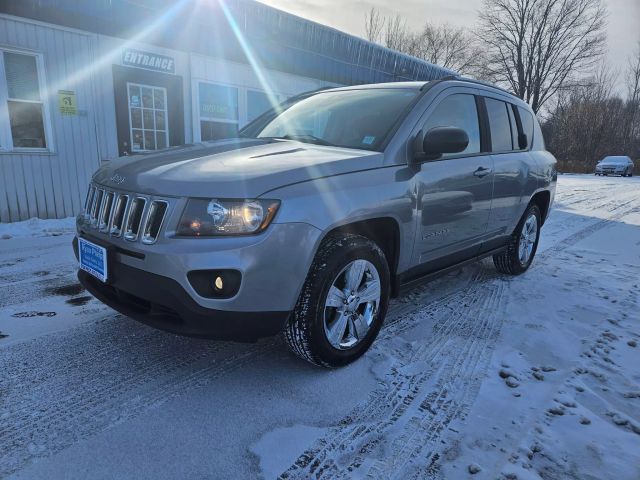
[82,184,169,244]
[124,197,146,241]
[90,189,104,226]
[98,192,114,232]
[84,185,96,216]
[141,201,168,244]
[110,194,129,237]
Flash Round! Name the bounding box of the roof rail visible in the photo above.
[420,75,458,90]
[441,75,521,100]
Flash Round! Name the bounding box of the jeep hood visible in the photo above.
[93,138,383,198]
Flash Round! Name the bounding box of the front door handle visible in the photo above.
[473,166,492,178]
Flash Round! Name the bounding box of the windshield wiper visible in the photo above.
[268,134,334,146]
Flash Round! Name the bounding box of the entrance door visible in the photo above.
[113,65,184,156]
[127,83,169,152]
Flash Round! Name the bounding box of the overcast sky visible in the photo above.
[259,0,639,94]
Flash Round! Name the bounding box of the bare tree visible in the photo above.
[362,9,481,75]
[543,58,640,173]
[384,14,412,53]
[478,0,607,113]
[364,7,384,44]
[627,42,640,101]
[622,41,640,152]
[416,22,483,75]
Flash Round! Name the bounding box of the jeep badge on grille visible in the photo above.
[110,173,126,185]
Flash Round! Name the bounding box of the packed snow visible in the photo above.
[0,174,638,479]
[0,217,75,240]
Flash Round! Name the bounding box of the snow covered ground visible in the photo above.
[0,174,638,479]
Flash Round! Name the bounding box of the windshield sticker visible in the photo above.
[362,136,376,145]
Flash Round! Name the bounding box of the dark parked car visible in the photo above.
[74,77,557,367]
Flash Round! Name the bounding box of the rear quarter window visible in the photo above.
[517,106,535,150]
[485,98,514,152]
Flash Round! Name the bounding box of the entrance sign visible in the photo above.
[122,49,175,74]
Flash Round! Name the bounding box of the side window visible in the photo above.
[507,105,519,149]
[484,97,513,152]
[423,94,481,157]
[517,106,535,150]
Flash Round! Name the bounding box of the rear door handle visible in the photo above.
[473,166,492,178]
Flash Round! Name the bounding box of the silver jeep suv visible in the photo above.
[74,77,557,367]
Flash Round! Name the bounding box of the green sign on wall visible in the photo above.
[58,90,77,115]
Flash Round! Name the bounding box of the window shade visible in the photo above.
[4,52,41,101]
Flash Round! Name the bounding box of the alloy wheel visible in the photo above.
[518,214,538,265]
[323,259,381,350]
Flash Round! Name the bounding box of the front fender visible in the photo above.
[265,166,417,273]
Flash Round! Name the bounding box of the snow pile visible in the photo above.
[0,217,75,240]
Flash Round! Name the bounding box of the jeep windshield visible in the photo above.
[244,88,421,151]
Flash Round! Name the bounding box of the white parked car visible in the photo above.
[595,156,634,177]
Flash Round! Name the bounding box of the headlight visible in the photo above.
[177,198,280,236]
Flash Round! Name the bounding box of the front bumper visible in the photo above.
[596,167,626,175]
[77,261,288,341]
[74,220,323,339]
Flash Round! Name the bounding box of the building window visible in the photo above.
[127,83,168,152]
[247,89,273,123]
[198,82,238,141]
[0,50,50,150]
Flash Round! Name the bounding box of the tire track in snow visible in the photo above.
[0,271,79,309]
[278,269,504,480]
[0,318,279,478]
[539,202,640,261]
[368,283,506,479]
[278,271,493,479]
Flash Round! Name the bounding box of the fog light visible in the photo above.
[187,269,242,299]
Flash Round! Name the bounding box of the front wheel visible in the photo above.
[283,233,390,367]
[493,204,541,275]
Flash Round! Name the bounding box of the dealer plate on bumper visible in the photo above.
[78,237,108,282]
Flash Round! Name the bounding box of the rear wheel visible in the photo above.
[283,233,390,367]
[493,204,541,275]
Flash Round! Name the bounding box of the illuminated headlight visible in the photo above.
[177,198,280,236]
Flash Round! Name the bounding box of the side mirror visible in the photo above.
[414,127,469,162]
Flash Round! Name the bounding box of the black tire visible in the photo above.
[283,233,390,368]
[493,204,541,275]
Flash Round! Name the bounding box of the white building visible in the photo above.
[0,0,452,222]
